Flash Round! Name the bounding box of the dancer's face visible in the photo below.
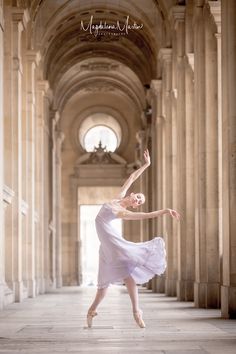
[129,193,145,208]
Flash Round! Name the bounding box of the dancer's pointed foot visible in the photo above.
[87,310,98,328]
[133,310,146,328]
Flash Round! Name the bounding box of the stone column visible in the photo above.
[36,80,49,294]
[170,5,186,301]
[194,1,220,308]
[52,114,64,288]
[0,0,4,308]
[25,50,40,297]
[150,79,166,293]
[135,130,147,243]
[221,0,236,318]
[159,48,177,296]
[11,8,29,302]
[179,1,195,302]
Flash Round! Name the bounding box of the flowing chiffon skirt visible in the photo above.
[95,202,166,289]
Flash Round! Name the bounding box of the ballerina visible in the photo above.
[87,149,180,328]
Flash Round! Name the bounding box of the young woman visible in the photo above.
[87,149,180,328]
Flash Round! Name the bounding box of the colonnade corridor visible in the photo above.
[0,286,235,353]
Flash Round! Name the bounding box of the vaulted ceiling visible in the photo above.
[17,1,181,119]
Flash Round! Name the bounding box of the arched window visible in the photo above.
[84,125,118,152]
[79,113,122,152]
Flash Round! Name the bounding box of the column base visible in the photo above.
[221,285,236,319]
[177,280,194,301]
[155,276,165,293]
[165,278,177,296]
[0,282,4,309]
[56,275,63,288]
[147,280,152,290]
[14,280,25,302]
[194,281,220,308]
[27,279,36,298]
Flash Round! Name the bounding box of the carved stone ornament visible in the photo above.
[76,141,126,166]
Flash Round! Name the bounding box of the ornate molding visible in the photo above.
[3,185,15,207]
[0,4,4,32]
[76,142,126,165]
[26,50,41,66]
[169,5,186,30]
[37,80,50,94]
[12,8,30,29]
[83,83,116,92]
[208,0,221,34]
[158,48,172,64]
[80,62,119,71]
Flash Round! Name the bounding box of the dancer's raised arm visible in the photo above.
[116,208,180,221]
[117,149,150,199]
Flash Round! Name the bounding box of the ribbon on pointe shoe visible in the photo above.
[133,310,146,328]
[87,310,98,328]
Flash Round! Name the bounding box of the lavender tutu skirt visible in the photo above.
[95,202,166,289]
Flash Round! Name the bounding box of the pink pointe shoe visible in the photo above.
[87,310,98,328]
[133,310,146,328]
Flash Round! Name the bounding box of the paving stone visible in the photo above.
[0,286,235,353]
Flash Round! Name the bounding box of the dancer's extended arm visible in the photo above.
[117,149,150,198]
[116,208,180,221]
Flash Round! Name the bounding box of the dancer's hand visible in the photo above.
[166,208,180,221]
[144,149,151,166]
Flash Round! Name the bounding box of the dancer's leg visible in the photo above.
[88,287,108,312]
[124,275,145,328]
[124,275,139,312]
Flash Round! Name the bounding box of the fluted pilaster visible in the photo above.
[0,1,4,309]
[221,0,236,318]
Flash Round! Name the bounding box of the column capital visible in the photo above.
[158,48,172,64]
[150,80,162,95]
[51,109,60,124]
[12,8,30,30]
[207,0,221,34]
[37,80,50,94]
[56,131,65,145]
[0,5,4,32]
[169,5,186,30]
[26,50,41,66]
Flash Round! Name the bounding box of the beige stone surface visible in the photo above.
[0,286,236,353]
[1,0,236,322]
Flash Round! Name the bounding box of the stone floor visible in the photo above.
[0,286,235,354]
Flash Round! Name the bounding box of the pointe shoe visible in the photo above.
[133,310,146,328]
[87,310,98,328]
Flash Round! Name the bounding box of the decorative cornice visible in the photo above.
[12,8,30,29]
[3,185,15,207]
[169,5,186,30]
[0,5,4,32]
[208,0,221,33]
[158,48,172,64]
[37,80,50,94]
[26,50,41,66]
